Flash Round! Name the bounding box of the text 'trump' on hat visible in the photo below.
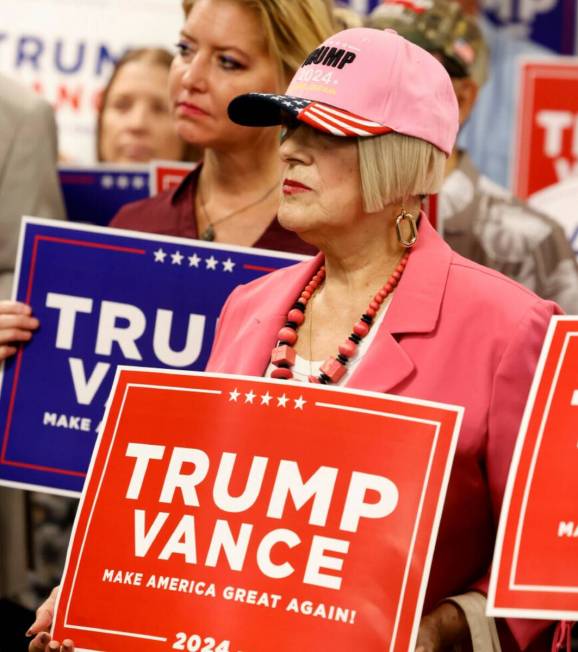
[228,27,459,157]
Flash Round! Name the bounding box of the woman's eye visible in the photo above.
[218,55,243,71]
[175,41,194,59]
[150,99,169,115]
[280,121,299,143]
[110,96,132,112]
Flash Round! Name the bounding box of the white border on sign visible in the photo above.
[488,316,578,620]
[53,367,463,649]
[510,330,578,592]
[18,215,308,262]
[513,57,578,198]
[58,162,150,174]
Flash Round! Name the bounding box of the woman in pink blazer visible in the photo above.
[206,27,562,652]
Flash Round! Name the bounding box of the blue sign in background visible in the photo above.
[482,0,576,54]
[59,165,149,226]
[0,219,305,494]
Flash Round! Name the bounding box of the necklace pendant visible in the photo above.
[200,224,215,241]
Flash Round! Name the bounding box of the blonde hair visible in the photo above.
[358,133,446,213]
[182,0,336,83]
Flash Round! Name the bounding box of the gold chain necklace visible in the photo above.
[198,177,279,241]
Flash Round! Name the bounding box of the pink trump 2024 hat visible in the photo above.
[228,27,459,156]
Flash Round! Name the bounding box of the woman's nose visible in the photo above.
[180,54,209,93]
[125,103,149,130]
[280,126,307,163]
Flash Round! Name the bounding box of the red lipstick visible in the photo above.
[176,101,209,118]
[282,179,311,195]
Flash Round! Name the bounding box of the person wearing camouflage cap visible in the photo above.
[368,0,578,316]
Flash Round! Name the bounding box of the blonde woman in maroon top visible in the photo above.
[109,0,334,255]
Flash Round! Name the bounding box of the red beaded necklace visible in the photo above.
[270,251,410,384]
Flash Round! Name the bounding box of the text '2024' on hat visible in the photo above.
[228,27,459,156]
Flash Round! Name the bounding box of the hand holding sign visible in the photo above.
[27,587,74,652]
[0,300,39,361]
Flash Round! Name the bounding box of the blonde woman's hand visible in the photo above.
[0,300,39,360]
[26,587,74,651]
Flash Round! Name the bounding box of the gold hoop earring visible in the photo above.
[395,209,418,248]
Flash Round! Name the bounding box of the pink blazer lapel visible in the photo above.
[218,215,453,394]
[347,215,453,394]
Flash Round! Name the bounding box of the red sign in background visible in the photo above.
[52,369,461,651]
[488,317,578,620]
[513,59,578,199]
[149,161,196,195]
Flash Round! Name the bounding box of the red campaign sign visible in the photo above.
[488,317,578,620]
[52,369,462,651]
[513,58,578,199]
[149,161,196,195]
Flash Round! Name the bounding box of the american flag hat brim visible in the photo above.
[228,92,393,138]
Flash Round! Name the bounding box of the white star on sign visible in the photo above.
[117,175,129,189]
[153,248,167,263]
[244,390,256,404]
[222,258,235,272]
[205,255,218,270]
[294,396,306,410]
[132,175,146,189]
[171,250,184,265]
[260,392,272,406]
[229,388,240,402]
[101,175,114,188]
[277,393,289,408]
[188,253,201,267]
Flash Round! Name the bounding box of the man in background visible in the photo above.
[0,72,66,297]
[0,72,65,651]
[368,0,578,314]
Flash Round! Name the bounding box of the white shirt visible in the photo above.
[264,295,391,385]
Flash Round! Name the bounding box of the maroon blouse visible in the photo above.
[110,165,317,256]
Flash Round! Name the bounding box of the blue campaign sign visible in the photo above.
[59,164,149,226]
[481,0,577,54]
[0,218,306,495]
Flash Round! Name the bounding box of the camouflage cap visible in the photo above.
[367,0,489,87]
